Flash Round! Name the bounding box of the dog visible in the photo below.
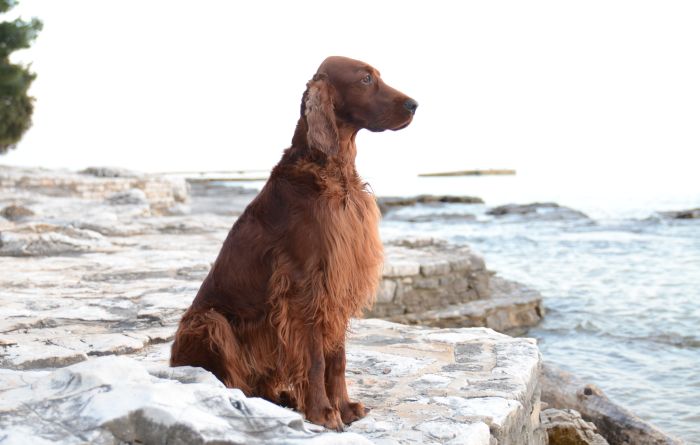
[170,56,417,430]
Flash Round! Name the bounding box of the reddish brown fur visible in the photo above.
[170,56,417,430]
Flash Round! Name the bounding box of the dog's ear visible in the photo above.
[302,74,339,157]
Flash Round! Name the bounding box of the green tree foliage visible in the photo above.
[0,0,41,154]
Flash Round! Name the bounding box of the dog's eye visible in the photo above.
[361,74,372,85]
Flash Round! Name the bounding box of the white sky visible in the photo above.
[3,1,700,183]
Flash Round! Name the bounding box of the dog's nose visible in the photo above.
[404,98,418,114]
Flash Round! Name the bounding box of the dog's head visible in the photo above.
[302,56,417,156]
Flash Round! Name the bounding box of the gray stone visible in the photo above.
[394,278,544,336]
[106,188,149,205]
[376,279,397,303]
[0,204,34,221]
[344,320,545,445]
[0,356,372,445]
[80,166,139,177]
[0,223,113,256]
[541,408,609,445]
[541,363,683,445]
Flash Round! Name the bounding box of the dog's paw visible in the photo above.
[340,400,369,424]
[306,405,344,432]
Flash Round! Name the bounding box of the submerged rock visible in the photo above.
[541,363,683,445]
[378,194,484,214]
[658,208,700,220]
[386,212,477,223]
[487,202,589,220]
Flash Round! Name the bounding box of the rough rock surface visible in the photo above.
[541,408,609,445]
[0,356,370,445]
[541,364,683,445]
[371,239,544,334]
[0,320,545,445]
[393,276,544,336]
[0,166,552,444]
[0,165,188,214]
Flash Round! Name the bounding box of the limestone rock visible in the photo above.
[541,363,683,445]
[541,408,609,445]
[0,356,371,445]
[370,241,492,320]
[0,165,188,213]
[344,320,546,445]
[394,276,544,335]
[0,223,113,256]
[371,242,542,335]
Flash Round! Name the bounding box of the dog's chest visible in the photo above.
[312,188,383,298]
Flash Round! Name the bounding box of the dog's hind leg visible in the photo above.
[170,308,251,394]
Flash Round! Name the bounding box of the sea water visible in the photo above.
[369,171,700,443]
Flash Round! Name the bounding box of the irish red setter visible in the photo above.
[170,56,417,430]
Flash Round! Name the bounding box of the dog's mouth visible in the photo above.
[366,115,414,132]
[391,116,413,131]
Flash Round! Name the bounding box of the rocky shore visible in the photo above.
[0,166,681,444]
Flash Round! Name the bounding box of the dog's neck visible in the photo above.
[291,118,359,167]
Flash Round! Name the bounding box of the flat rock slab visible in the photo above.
[345,319,544,445]
[0,320,544,445]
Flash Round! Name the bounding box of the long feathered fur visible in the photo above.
[170,56,415,430]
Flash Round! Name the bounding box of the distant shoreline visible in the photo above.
[418,169,516,177]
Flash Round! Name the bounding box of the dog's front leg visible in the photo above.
[303,327,344,431]
[325,344,369,424]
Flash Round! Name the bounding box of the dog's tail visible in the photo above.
[170,307,251,393]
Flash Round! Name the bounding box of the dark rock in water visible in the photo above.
[541,363,683,445]
[659,208,700,219]
[487,202,589,220]
[388,212,477,223]
[416,195,484,204]
[80,166,138,178]
[541,408,609,445]
[377,194,484,214]
[0,205,34,221]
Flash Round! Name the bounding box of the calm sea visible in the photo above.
[372,171,700,443]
